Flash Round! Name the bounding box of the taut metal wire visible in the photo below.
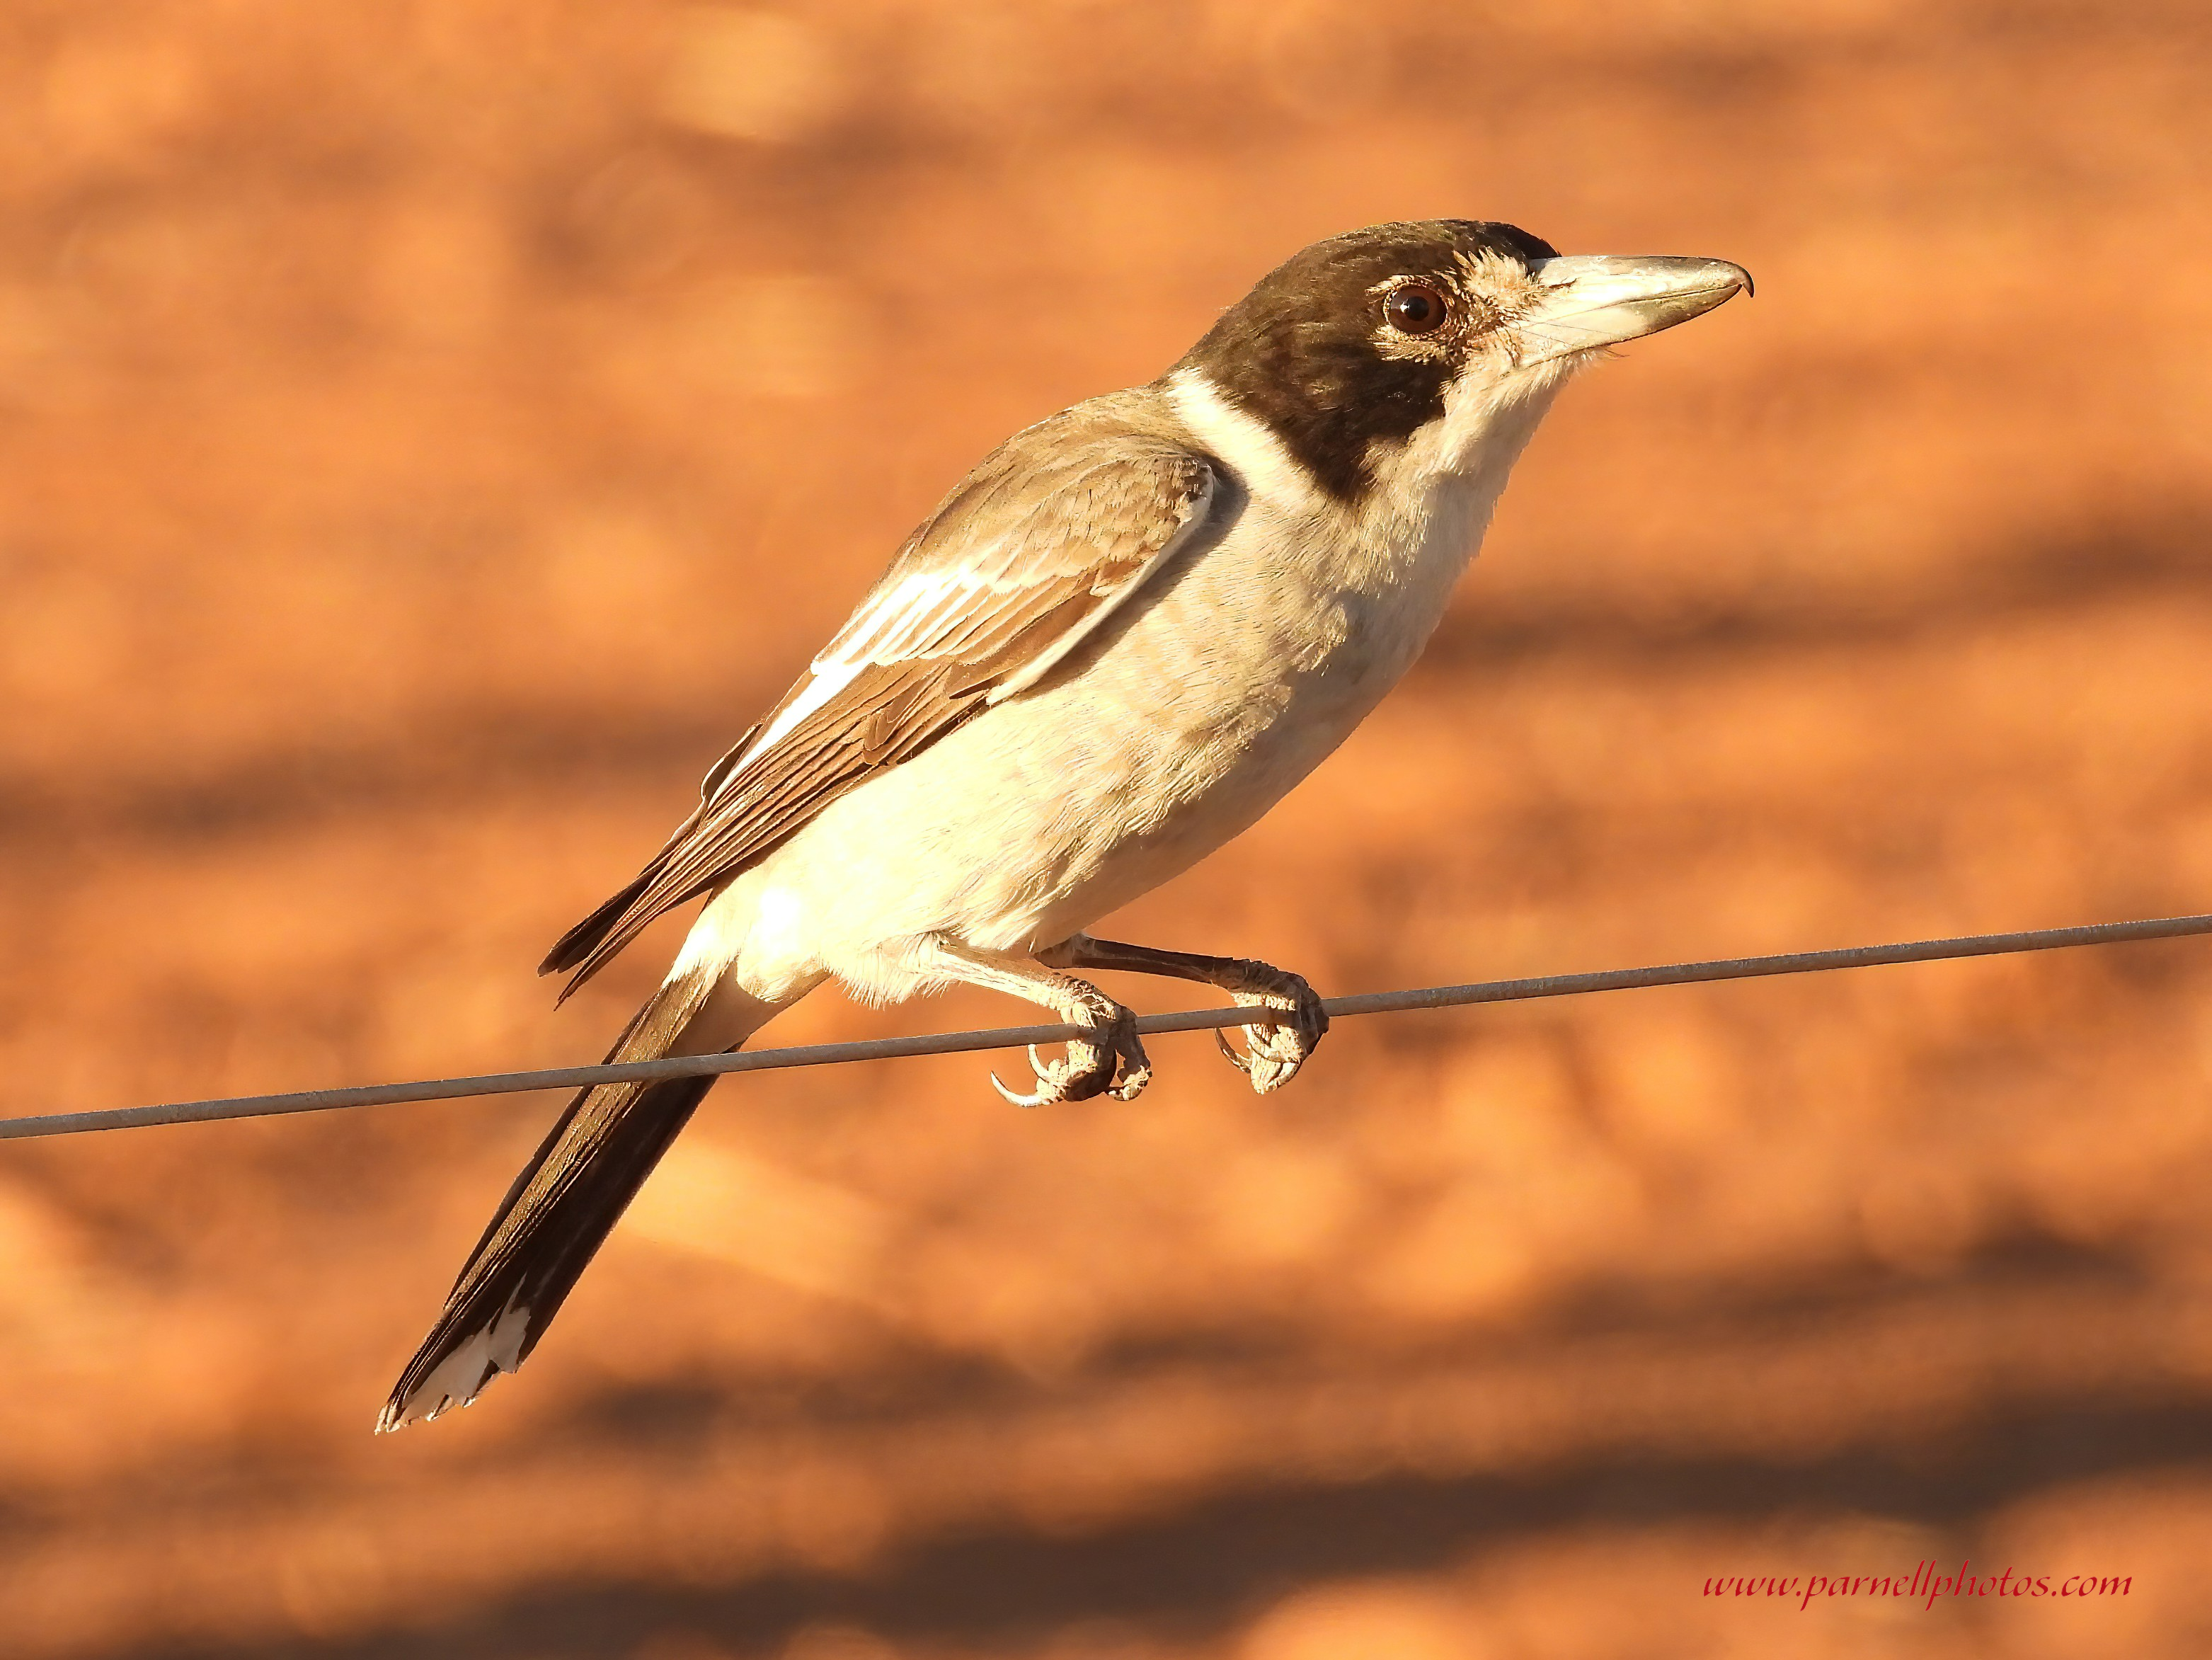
[2,912,2208,1143]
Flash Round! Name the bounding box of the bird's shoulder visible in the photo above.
[843,384,1219,611]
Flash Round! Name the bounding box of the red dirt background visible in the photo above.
[4,2,2211,1656]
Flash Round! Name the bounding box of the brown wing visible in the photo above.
[541,425,1220,993]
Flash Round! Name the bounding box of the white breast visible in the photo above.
[722,367,1566,985]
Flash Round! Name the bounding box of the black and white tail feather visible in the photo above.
[377,965,726,1432]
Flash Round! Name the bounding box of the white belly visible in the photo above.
[713,486,1477,1002]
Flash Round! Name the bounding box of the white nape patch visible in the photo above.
[379,1293,531,1431]
[1166,368,1326,515]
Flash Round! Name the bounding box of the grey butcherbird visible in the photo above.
[380,219,1749,1430]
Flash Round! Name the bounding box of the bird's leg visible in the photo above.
[907,937,1150,1106]
[1039,934,1329,1095]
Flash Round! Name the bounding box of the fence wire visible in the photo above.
[2,912,2208,1143]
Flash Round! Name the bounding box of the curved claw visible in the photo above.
[1214,1026,1253,1075]
[1108,1058,1153,1102]
[990,1070,1050,1109]
[990,997,1152,1108]
[1208,973,1326,1096]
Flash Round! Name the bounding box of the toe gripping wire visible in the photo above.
[2,912,2209,1141]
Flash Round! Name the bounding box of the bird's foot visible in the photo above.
[991,990,1150,1106]
[1212,961,1329,1095]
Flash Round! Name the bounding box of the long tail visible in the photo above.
[379,965,759,1431]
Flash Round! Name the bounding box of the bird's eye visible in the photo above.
[1384,282,1450,336]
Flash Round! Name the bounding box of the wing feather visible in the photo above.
[540,425,1218,990]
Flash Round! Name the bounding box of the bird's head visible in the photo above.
[1172,219,1749,505]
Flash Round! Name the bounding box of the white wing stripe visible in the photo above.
[735,659,866,772]
[820,571,974,665]
[878,576,995,660]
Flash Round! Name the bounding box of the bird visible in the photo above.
[378,219,1748,1431]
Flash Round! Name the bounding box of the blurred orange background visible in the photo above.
[4,1,2211,1656]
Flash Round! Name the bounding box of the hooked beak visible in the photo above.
[1515,255,1752,367]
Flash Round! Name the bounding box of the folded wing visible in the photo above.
[541,425,1221,992]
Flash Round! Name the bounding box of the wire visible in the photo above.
[2,912,2207,1143]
